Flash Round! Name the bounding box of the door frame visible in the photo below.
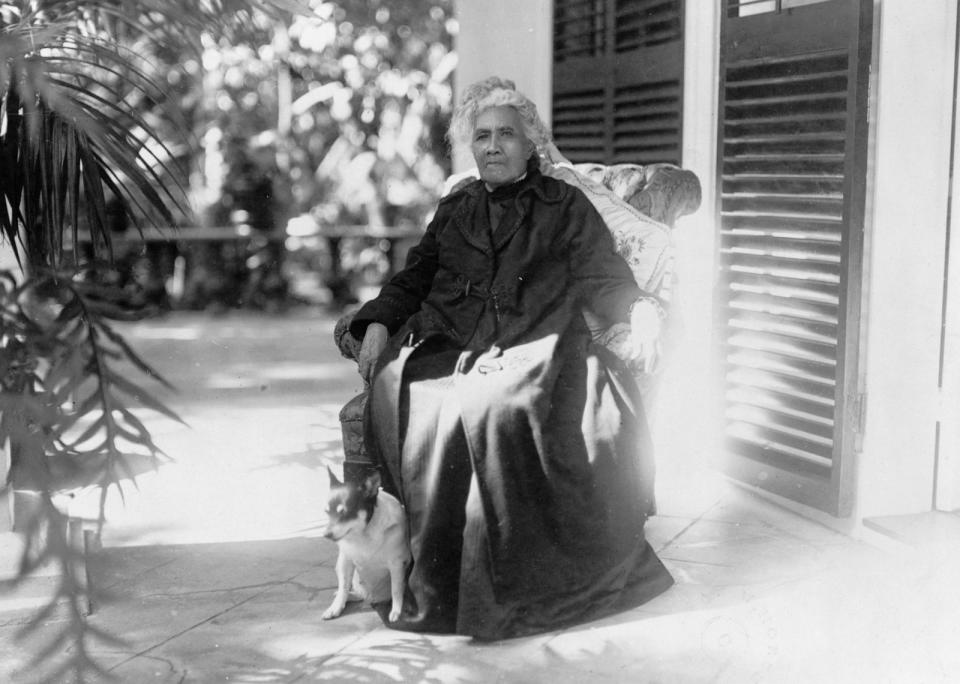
[935,0,960,512]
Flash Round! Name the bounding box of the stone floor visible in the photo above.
[2,311,957,683]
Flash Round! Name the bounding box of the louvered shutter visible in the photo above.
[718,0,872,515]
[552,0,685,165]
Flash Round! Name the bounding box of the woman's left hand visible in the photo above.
[630,298,664,373]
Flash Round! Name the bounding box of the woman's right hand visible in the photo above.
[357,322,389,383]
[630,298,664,374]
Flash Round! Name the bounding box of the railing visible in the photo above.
[309,224,424,307]
[67,223,424,312]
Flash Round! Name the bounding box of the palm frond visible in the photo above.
[2,267,179,481]
[1,2,313,679]
[2,0,312,267]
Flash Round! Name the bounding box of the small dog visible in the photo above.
[321,467,410,622]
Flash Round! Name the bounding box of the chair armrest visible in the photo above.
[334,310,362,362]
[628,164,702,228]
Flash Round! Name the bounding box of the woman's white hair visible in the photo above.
[448,76,553,154]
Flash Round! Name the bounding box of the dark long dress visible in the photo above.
[350,161,673,639]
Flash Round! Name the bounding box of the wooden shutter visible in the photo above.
[552,0,685,165]
[717,0,872,515]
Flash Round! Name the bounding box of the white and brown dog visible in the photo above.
[321,467,410,622]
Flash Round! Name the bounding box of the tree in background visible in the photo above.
[176,0,456,309]
[27,0,459,310]
[196,0,456,234]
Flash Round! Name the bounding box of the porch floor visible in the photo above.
[1,311,956,683]
[864,510,960,547]
[4,451,955,682]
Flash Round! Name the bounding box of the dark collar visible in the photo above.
[486,155,543,203]
[452,156,564,208]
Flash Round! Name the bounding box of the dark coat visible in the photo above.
[351,166,672,638]
[349,167,643,350]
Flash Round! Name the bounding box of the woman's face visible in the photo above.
[471,106,535,189]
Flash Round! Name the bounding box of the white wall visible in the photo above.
[646,4,723,476]
[938,58,960,510]
[856,0,957,518]
[452,0,553,172]
[665,3,722,465]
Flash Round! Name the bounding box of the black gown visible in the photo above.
[352,163,674,639]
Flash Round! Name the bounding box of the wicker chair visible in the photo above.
[332,162,702,480]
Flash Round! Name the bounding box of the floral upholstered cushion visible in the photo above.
[544,162,675,301]
[544,160,701,370]
[570,162,702,228]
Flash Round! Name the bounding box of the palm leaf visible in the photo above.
[100,367,182,424]
[56,414,106,451]
[3,0,312,267]
[94,317,177,389]
[2,2,314,679]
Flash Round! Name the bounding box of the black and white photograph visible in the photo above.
[1,1,958,682]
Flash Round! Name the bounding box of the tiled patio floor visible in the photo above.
[4,453,954,683]
[2,312,956,682]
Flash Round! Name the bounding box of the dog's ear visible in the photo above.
[362,470,381,497]
[327,466,343,488]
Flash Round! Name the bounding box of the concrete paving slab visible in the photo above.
[103,593,382,682]
[1,537,345,683]
[4,312,958,683]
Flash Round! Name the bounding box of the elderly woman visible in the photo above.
[348,77,673,639]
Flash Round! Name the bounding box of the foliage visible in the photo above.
[1,267,179,485]
[1,266,180,681]
[0,0,312,269]
[0,1,314,680]
[0,2,455,676]
[199,0,456,231]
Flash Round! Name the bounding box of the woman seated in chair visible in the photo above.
[347,76,674,639]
